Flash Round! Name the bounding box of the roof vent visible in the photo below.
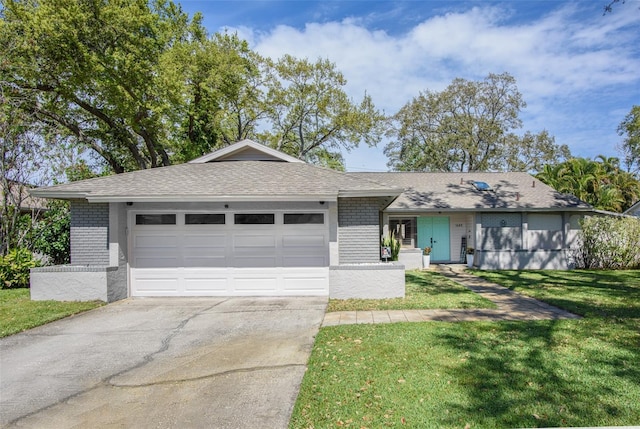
[472,181,492,191]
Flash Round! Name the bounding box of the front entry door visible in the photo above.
[417,217,450,262]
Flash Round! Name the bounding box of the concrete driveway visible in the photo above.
[0,296,327,428]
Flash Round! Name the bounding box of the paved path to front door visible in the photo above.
[322,265,580,327]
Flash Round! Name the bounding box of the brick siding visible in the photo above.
[338,197,384,263]
[70,200,109,265]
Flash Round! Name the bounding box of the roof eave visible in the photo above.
[338,189,403,198]
[28,190,89,200]
[384,206,594,213]
[84,194,338,203]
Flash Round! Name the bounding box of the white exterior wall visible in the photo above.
[330,263,405,299]
[526,213,564,250]
[476,250,571,270]
[449,214,468,263]
[30,266,119,302]
[398,248,422,269]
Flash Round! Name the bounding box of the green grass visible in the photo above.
[0,288,104,338]
[327,270,496,312]
[470,269,640,318]
[291,270,640,428]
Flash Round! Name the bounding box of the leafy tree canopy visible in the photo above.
[537,156,640,212]
[618,105,640,175]
[1,0,383,172]
[384,73,570,173]
[259,55,385,169]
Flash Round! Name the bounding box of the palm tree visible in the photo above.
[537,156,640,212]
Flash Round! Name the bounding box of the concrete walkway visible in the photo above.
[322,265,580,327]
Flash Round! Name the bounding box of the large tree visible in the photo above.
[618,105,640,175]
[260,55,386,169]
[163,32,271,163]
[1,0,197,173]
[0,0,265,172]
[537,156,640,212]
[385,73,570,172]
[2,1,383,172]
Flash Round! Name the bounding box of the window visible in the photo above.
[185,213,225,225]
[136,214,176,225]
[389,218,417,248]
[234,213,275,224]
[284,213,324,224]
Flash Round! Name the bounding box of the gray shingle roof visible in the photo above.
[350,172,592,212]
[31,161,400,202]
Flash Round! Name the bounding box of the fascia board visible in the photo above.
[338,189,403,198]
[86,194,338,203]
[28,190,89,199]
[383,207,594,213]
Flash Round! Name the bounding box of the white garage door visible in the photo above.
[130,211,329,296]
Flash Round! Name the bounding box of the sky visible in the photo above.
[177,0,640,172]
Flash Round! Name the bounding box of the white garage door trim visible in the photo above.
[129,210,329,297]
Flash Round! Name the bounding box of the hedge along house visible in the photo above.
[354,172,592,270]
[29,140,405,302]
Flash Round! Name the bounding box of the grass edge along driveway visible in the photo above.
[0,288,104,338]
[290,270,640,429]
[327,270,496,312]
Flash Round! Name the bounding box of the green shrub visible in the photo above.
[33,201,70,265]
[0,248,41,289]
[573,216,640,269]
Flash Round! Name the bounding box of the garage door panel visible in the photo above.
[234,234,276,249]
[135,256,181,269]
[233,276,278,292]
[183,234,226,247]
[233,256,278,268]
[133,275,180,295]
[183,256,227,267]
[282,255,327,267]
[282,234,326,248]
[131,211,329,296]
[183,278,229,293]
[135,234,179,249]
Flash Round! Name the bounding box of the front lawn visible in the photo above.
[0,288,104,338]
[327,270,496,312]
[470,269,640,318]
[291,270,640,428]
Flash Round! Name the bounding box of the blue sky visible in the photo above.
[177,0,640,172]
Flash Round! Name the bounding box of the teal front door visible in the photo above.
[417,217,450,262]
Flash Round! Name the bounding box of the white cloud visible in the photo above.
[226,3,640,170]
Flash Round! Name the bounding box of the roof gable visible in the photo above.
[189,139,304,164]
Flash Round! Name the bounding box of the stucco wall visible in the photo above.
[480,213,523,250]
[398,248,422,270]
[70,200,109,265]
[30,266,120,302]
[338,197,385,264]
[476,249,571,270]
[527,213,564,250]
[330,263,405,299]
